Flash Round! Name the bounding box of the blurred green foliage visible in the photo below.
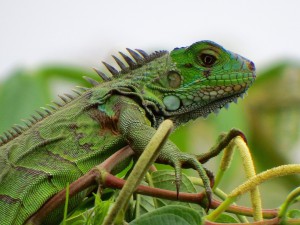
[1,60,300,212]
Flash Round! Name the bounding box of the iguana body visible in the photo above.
[0,41,256,225]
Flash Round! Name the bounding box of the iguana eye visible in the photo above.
[198,53,217,67]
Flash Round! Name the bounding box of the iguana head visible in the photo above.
[148,40,256,123]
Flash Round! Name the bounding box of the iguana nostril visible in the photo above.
[248,61,256,71]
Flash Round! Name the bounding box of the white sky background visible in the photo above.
[0,0,300,79]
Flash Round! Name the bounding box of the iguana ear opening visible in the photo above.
[151,70,183,90]
[167,71,182,88]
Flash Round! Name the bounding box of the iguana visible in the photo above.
[0,40,256,225]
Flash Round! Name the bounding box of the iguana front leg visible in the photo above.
[113,96,212,204]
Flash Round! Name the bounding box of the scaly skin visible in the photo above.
[0,41,255,225]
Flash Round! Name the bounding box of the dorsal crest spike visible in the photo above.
[83,76,100,86]
[58,95,69,103]
[52,101,63,107]
[75,86,89,92]
[148,50,168,62]
[112,55,128,71]
[47,104,57,110]
[71,89,82,96]
[28,118,35,124]
[93,68,111,81]
[8,130,16,136]
[36,110,46,118]
[0,136,6,142]
[126,48,144,64]
[119,52,137,69]
[15,124,25,131]
[21,119,32,127]
[135,49,149,59]
[4,132,10,139]
[102,62,119,76]
[12,126,22,134]
[40,107,52,115]
[64,93,75,100]
[30,115,38,121]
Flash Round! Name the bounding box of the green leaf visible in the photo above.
[0,69,51,133]
[129,205,202,225]
[90,194,112,225]
[151,170,204,213]
[61,197,93,225]
[136,194,156,216]
[215,213,239,223]
[63,194,113,225]
[287,209,300,219]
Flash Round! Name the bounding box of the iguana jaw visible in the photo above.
[163,75,255,126]
[198,90,246,117]
[169,90,246,126]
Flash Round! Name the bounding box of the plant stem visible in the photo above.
[234,136,262,221]
[102,120,173,225]
[278,186,300,220]
[213,136,262,221]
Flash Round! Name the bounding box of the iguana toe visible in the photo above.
[171,153,213,209]
[174,162,182,199]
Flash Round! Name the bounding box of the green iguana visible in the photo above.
[0,40,256,225]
